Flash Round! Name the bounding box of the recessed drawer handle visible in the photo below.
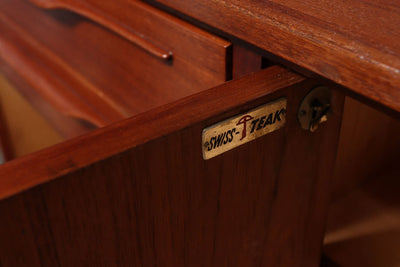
[29,0,173,61]
[0,12,113,130]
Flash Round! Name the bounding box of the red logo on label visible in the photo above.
[236,115,254,140]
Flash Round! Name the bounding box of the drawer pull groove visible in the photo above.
[30,0,173,61]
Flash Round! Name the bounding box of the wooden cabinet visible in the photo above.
[1,0,231,137]
[0,66,345,266]
[0,0,398,266]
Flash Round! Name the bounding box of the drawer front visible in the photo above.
[0,0,231,136]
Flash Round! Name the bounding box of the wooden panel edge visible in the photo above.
[0,66,304,200]
[148,0,400,113]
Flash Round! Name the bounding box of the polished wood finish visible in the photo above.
[0,66,303,200]
[232,45,262,79]
[150,0,400,112]
[0,0,396,265]
[0,58,99,138]
[0,0,231,136]
[30,0,173,61]
[0,10,125,132]
[0,66,345,266]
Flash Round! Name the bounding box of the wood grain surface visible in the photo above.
[29,0,174,61]
[0,66,303,201]
[232,45,262,79]
[0,0,231,134]
[148,0,400,113]
[0,58,100,138]
[0,66,345,266]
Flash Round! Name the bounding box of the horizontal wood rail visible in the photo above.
[151,0,400,113]
[0,65,305,200]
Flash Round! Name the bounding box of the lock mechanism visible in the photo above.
[298,86,332,132]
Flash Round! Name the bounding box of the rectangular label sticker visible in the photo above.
[202,98,287,160]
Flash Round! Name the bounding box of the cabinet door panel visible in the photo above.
[0,66,344,266]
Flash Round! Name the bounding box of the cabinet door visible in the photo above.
[0,66,344,267]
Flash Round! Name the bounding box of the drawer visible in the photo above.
[0,0,231,137]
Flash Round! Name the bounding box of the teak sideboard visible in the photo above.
[0,0,399,266]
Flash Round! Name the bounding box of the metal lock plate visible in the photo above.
[298,86,332,132]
